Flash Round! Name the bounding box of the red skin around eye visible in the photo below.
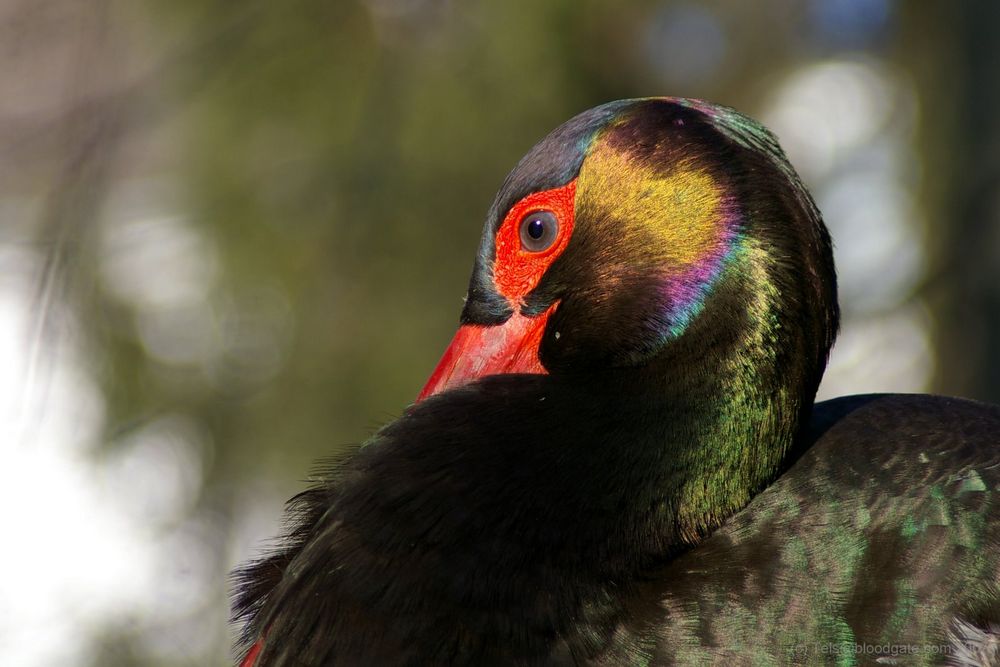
[416,179,576,401]
[492,180,576,302]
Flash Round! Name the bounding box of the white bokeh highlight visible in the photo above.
[761,57,932,399]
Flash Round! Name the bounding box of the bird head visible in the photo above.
[420,98,838,402]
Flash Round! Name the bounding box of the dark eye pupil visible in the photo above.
[527,218,545,240]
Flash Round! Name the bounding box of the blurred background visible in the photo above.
[1,0,998,664]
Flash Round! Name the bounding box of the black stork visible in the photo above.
[233,98,1000,666]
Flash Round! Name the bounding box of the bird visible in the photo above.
[232,98,1000,666]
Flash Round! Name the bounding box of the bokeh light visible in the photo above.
[759,56,930,400]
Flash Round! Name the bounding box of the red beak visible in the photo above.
[417,304,556,400]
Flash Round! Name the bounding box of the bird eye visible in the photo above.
[519,211,559,252]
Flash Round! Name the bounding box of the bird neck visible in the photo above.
[625,236,818,548]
